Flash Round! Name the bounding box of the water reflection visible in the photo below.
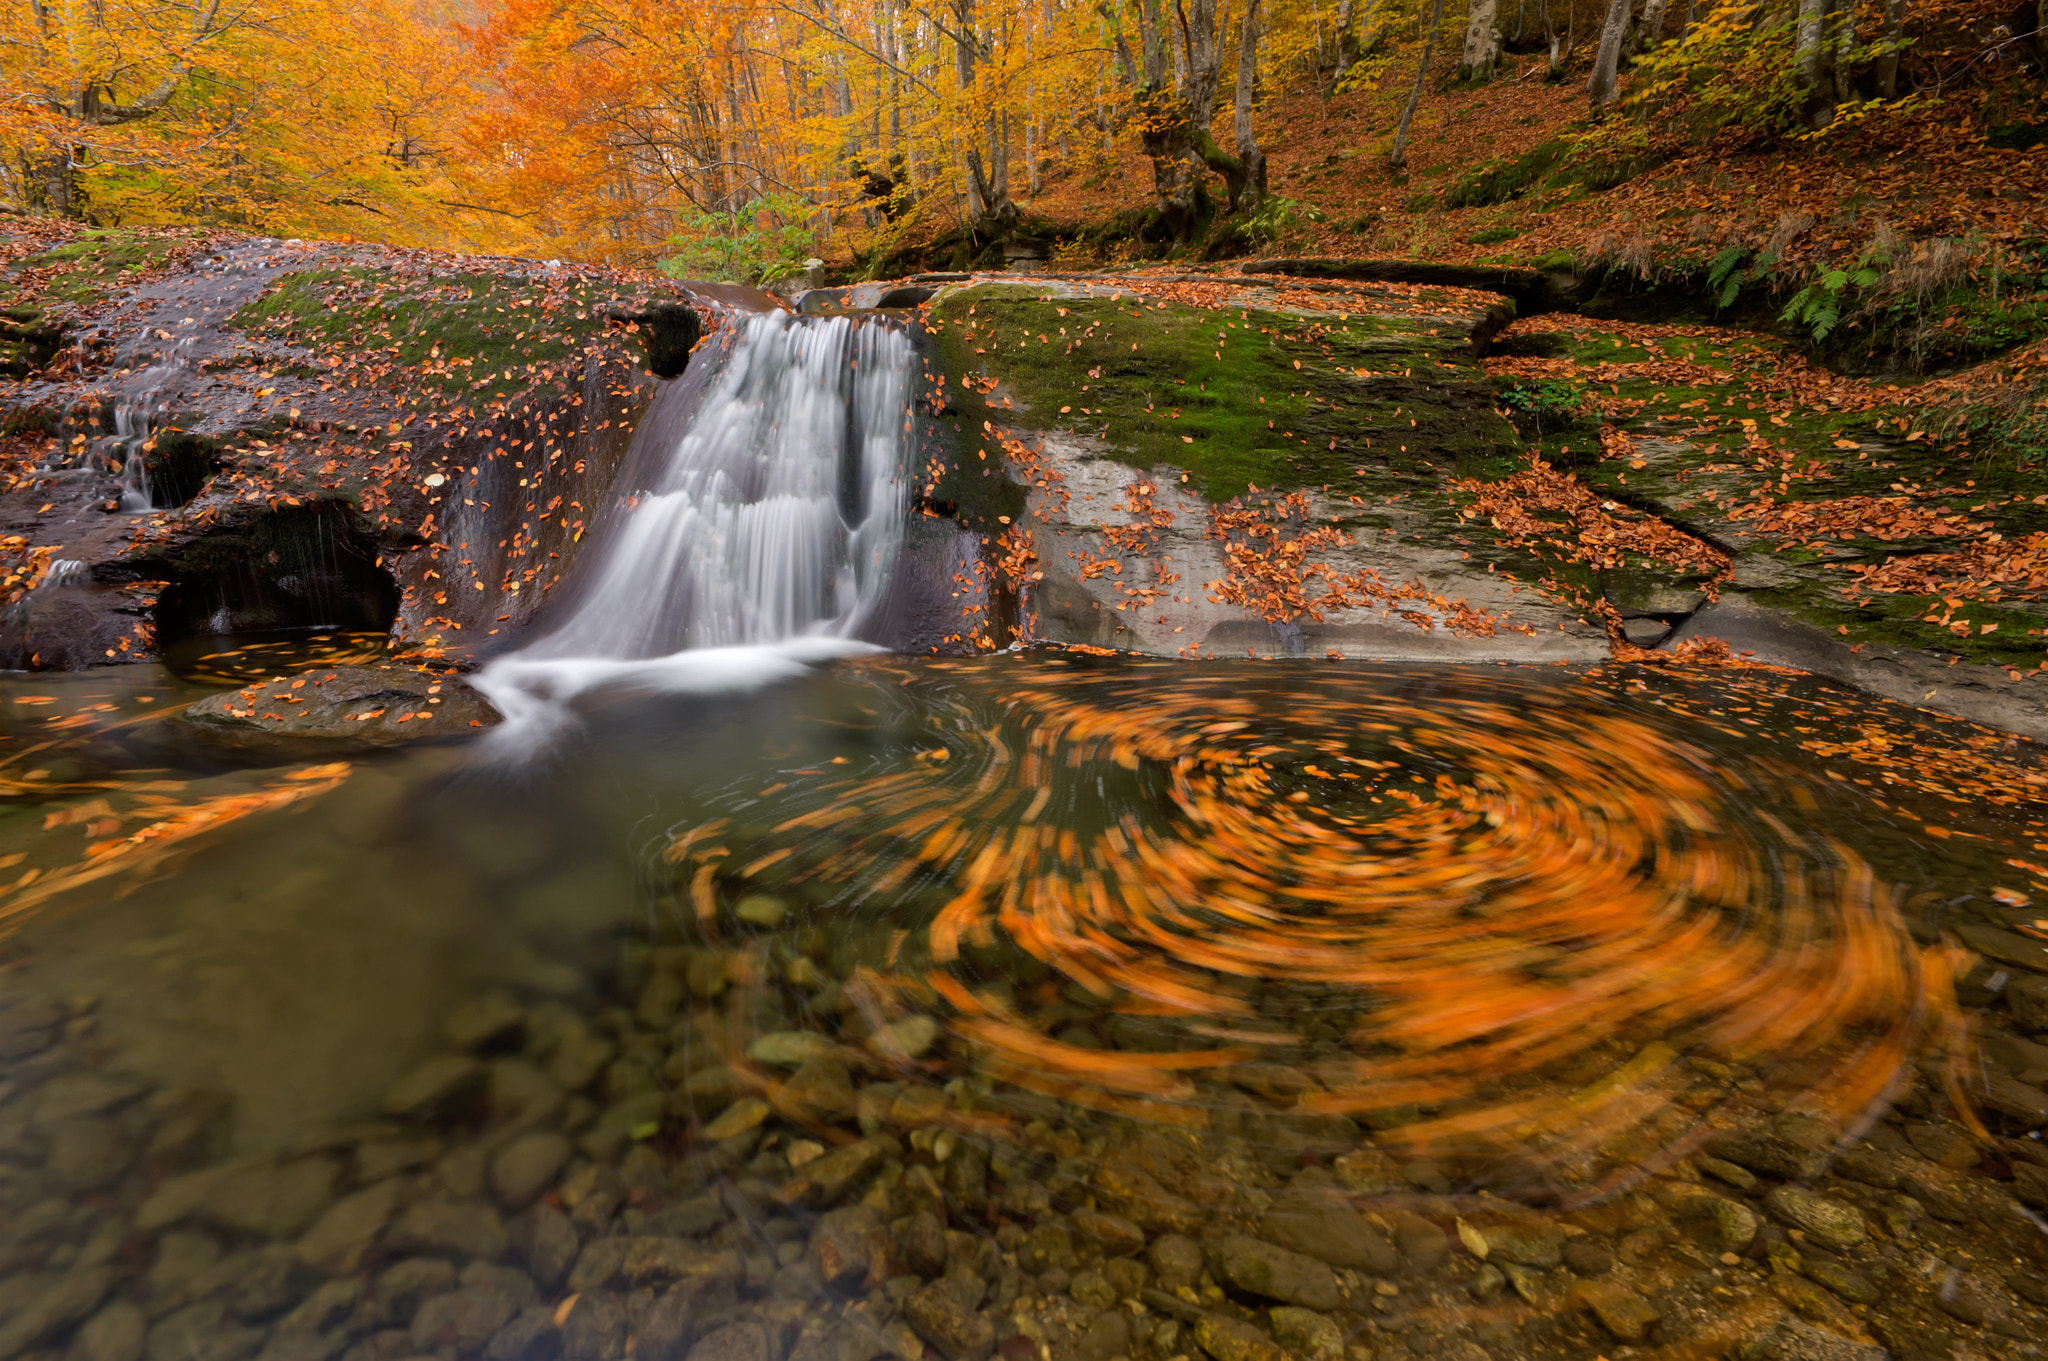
[0,658,2043,1361]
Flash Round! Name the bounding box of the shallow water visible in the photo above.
[0,657,2045,1361]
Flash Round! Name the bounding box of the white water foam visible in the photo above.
[474,309,914,741]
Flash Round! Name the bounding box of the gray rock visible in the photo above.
[251,1332,344,1361]
[0,999,60,1060]
[383,1056,487,1123]
[145,1231,223,1304]
[559,1292,625,1361]
[1561,1240,1614,1276]
[1764,1186,1866,1249]
[491,1133,571,1208]
[1069,1269,1116,1311]
[1076,1311,1130,1361]
[1981,1071,2048,1125]
[637,1275,743,1361]
[145,1303,263,1361]
[370,1258,456,1327]
[686,1323,770,1361]
[1957,924,2048,973]
[866,1017,941,1061]
[513,1205,578,1290]
[1070,1208,1145,1258]
[811,1204,887,1288]
[673,1066,742,1118]
[410,1285,520,1353]
[296,1180,405,1274]
[484,1307,560,1361]
[1206,1235,1342,1311]
[2012,974,2048,1031]
[1707,1121,1829,1182]
[1190,1316,1285,1361]
[225,1246,309,1320]
[1709,1198,1760,1254]
[745,1032,832,1069]
[1016,1223,1073,1275]
[276,1279,364,1335]
[1147,1234,1204,1292]
[447,995,527,1052]
[181,667,499,741]
[1803,1258,1878,1305]
[1698,1157,1758,1192]
[1261,1192,1399,1273]
[1267,1308,1341,1359]
[386,1197,508,1260]
[774,1056,855,1124]
[1744,1317,1889,1361]
[1387,1211,1449,1269]
[1102,1257,1146,1300]
[784,1138,886,1206]
[894,1210,949,1278]
[901,1283,991,1361]
[69,1302,145,1361]
[461,1263,539,1307]
[1590,1290,1661,1344]
[0,1268,113,1358]
[210,1159,343,1239]
[1829,1147,1900,1189]
[33,1072,151,1126]
[47,1116,135,1192]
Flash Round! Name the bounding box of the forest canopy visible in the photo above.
[1,0,2042,275]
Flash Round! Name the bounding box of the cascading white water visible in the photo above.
[105,336,198,511]
[475,309,914,738]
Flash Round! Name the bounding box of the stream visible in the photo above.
[0,309,2044,1361]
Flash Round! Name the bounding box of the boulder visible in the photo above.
[182,667,500,744]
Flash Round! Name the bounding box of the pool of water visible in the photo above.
[0,656,2044,1361]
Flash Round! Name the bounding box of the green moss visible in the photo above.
[229,267,619,399]
[20,229,188,306]
[1755,581,2047,669]
[926,284,1517,505]
[1444,140,1567,210]
[1470,226,1521,246]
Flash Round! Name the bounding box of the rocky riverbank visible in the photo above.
[4,224,2048,746]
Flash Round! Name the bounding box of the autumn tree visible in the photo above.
[0,0,489,240]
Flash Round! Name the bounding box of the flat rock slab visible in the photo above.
[181,666,499,742]
[1664,592,2048,742]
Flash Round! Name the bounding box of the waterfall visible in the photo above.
[475,309,914,739]
[106,335,198,511]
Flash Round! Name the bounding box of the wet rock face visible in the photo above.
[180,665,500,742]
[0,229,684,672]
[150,501,401,649]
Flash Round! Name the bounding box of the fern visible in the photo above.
[1708,247,1748,308]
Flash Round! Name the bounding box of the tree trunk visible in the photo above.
[1459,0,1501,79]
[1586,0,1631,106]
[1829,0,1854,105]
[1793,0,1829,121]
[1632,0,1667,51]
[1232,0,1267,209]
[1390,0,1447,168]
[1873,0,1907,97]
[1333,0,1361,82]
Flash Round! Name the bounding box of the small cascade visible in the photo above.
[476,308,915,737]
[104,334,198,511]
